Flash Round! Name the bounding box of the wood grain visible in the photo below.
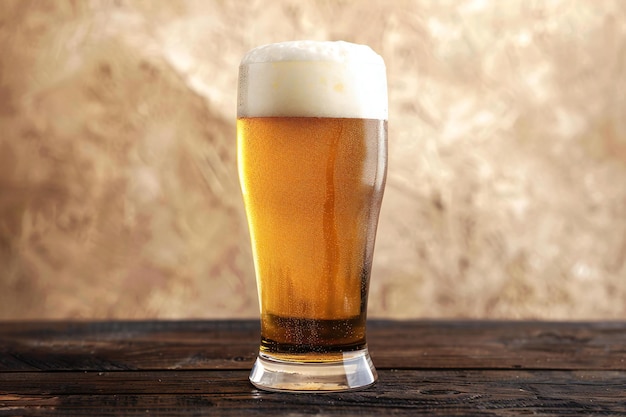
[1,320,624,371]
[1,370,624,416]
[1,320,625,415]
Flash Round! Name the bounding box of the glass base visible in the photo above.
[249,348,377,392]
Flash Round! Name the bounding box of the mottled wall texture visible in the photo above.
[1,0,625,320]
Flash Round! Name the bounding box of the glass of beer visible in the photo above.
[237,40,387,392]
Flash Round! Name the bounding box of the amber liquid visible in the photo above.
[237,117,387,358]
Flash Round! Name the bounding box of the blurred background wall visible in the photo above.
[0,0,625,320]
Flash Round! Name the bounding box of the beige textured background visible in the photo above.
[0,0,625,320]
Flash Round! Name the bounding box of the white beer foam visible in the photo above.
[238,41,387,119]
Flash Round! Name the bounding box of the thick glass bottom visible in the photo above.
[249,348,377,392]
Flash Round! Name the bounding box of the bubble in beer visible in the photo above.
[238,41,388,120]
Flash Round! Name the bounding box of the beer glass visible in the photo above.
[237,41,387,392]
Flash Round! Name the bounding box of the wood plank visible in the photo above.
[0,320,259,371]
[369,320,626,370]
[1,369,625,416]
[1,320,625,371]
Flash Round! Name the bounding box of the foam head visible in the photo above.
[238,41,387,119]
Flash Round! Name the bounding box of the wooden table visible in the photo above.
[0,320,624,416]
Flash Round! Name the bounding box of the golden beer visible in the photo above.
[238,117,386,356]
[238,41,387,391]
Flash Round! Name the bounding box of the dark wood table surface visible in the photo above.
[0,319,625,416]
